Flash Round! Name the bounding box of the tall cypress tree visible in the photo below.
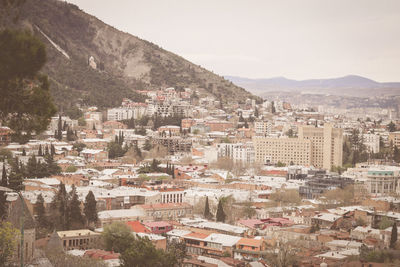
[51,182,69,230]
[38,144,43,156]
[134,143,142,159]
[36,193,47,228]
[57,115,63,140]
[84,190,98,227]
[216,200,226,222]
[8,157,23,191]
[50,144,55,156]
[27,154,38,178]
[0,163,7,220]
[68,184,84,229]
[0,191,7,221]
[172,165,175,179]
[1,163,7,186]
[204,196,212,219]
[391,223,398,249]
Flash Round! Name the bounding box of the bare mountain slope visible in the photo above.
[1,0,257,110]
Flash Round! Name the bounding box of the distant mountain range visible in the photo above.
[225,75,400,97]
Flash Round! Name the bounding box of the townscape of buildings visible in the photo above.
[2,86,400,266]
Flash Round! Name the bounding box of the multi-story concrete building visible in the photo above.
[298,123,343,170]
[363,133,380,153]
[217,142,255,164]
[107,105,147,121]
[253,124,343,169]
[57,230,101,251]
[254,121,272,136]
[389,131,400,148]
[253,137,312,166]
[154,187,184,204]
[153,136,192,154]
[367,169,398,195]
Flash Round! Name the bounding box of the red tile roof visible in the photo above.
[144,221,172,228]
[184,232,209,240]
[126,221,150,233]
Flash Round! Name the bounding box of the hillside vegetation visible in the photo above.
[1,0,257,110]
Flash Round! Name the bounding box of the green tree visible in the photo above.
[390,223,397,249]
[1,163,7,186]
[0,191,7,221]
[35,193,48,229]
[120,236,180,267]
[108,142,126,159]
[27,154,38,177]
[84,191,98,227]
[286,129,294,138]
[204,196,212,219]
[271,101,276,114]
[57,115,63,140]
[378,216,394,230]
[394,146,400,163]
[135,127,146,136]
[388,121,396,132]
[68,184,84,229]
[0,221,19,265]
[0,29,57,142]
[134,143,143,160]
[67,128,76,141]
[65,165,78,173]
[38,144,43,156]
[151,158,161,172]
[50,144,55,156]
[102,222,134,253]
[73,143,86,153]
[51,182,69,230]
[78,117,86,126]
[8,157,23,191]
[44,154,61,176]
[216,199,226,222]
[143,139,152,151]
[166,239,187,266]
[0,149,12,162]
[276,161,286,167]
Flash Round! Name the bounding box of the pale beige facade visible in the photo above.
[253,123,343,170]
[253,137,311,166]
[298,123,343,170]
[388,132,400,148]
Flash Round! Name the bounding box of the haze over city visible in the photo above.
[2,0,400,266]
[67,0,400,82]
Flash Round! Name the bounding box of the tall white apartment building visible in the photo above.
[107,106,147,121]
[363,134,380,153]
[298,123,343,170]
[253,123,343,170]
[253,137,311,166]
[217,142,255,164]
[254,121,272,136]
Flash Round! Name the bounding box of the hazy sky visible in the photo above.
[66,0,400,82]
